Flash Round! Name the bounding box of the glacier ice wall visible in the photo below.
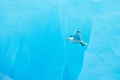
[78,0,120,80]
[0,0,120,80]
[78,12,120,80]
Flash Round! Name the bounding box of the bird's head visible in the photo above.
[66,35,74,41]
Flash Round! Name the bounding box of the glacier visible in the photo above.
[0,0,120,80]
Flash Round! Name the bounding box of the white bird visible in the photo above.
[66,31,88,46]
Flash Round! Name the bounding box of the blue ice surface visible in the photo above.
[0,0,120,80]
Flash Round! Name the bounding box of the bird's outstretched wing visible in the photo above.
[80,40,88,46]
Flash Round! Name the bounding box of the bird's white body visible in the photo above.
[66,37,81,43]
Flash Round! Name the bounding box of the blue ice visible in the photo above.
[0,0,120,80]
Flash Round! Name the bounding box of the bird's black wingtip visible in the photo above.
[76,31,80,33]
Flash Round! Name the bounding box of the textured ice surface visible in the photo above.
[0,72,13,80]
[78,12,120,80]
[0,0,120,80]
